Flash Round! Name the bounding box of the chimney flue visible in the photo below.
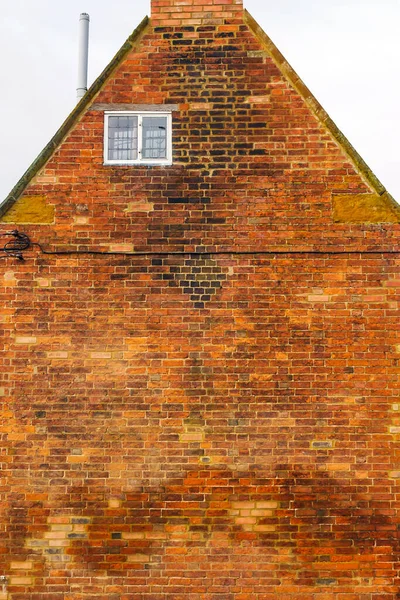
[151,0,243,27]
[76,13,90,100]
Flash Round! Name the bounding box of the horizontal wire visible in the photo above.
[32,242,400,257]
[0,232,399,259]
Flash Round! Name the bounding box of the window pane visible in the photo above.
[142,117,167,159]
[108,116,138,161]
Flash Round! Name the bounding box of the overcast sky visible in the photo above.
[1,0,399,203]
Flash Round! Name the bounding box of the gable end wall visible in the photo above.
[0,7,400,599]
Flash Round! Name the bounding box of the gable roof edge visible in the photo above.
[0,16,150,219]
[244,10,397,206]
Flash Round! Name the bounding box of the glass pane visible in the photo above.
[108,116,138,161]
[142,116,167,159]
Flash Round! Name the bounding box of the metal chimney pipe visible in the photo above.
[76,13,90,100]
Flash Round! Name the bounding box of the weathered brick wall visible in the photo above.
[1,0,400,598]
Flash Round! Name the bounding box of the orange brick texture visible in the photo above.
[1,0,400,598]
[151,0,243,26]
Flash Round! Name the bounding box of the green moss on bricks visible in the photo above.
[0,195,54,224]
[332,192,400,223]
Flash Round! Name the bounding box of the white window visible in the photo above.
[104,111,172,165]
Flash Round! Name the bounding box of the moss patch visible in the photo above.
[332,193,400,223]
[0,195,54,224]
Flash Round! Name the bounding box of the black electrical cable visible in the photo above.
[0,231,31,260]
[0,232,399,260]
[32,241,400,257]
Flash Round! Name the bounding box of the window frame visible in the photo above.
[103,111,172,166]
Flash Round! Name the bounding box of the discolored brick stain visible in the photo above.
[0,195,54,224]
[6,466,400,597]
[154,256,228,307]
[332,192,400,223]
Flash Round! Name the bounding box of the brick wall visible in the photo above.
[1,2,400,598]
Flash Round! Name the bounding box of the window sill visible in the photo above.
[103,160,173,166]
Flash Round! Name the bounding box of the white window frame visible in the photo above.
[104,111,172,166]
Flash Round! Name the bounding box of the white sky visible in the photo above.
[1,0,399,202]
